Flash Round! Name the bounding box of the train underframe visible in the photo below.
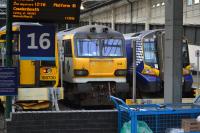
[63,81,129,106]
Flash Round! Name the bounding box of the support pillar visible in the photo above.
[111,9,115,30]
[145,0,151,30]
[5,0,13,118]
[89,15,93,25]
[164,0,183,103]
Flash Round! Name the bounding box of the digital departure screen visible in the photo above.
[12,0,81,23]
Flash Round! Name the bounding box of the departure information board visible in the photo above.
[12,0,81,23]
[0,67,18,96]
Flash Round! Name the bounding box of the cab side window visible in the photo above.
[63,39,72,57]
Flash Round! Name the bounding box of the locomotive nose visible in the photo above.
[89,59,114,76]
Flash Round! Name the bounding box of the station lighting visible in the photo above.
[80,3,85,10]
[195,0,200,4]
[161,2,165,6]
[156,3,160,7]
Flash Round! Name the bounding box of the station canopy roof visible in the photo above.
[81,0,120,13]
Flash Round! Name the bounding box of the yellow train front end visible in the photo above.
[0,23,63,110]
[59,25,129,106]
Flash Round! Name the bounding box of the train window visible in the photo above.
[102,39,124,57]
[143,41,158,64]
[63,40,72,57]
[182,42,190,67]
[76,39,100,57]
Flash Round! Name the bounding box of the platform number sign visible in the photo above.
[20,25,55,61]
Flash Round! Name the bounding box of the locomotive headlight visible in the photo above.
[115,69,127,76]
[74,69,89,76]
[42,68,52,74]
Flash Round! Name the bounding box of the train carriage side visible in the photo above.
[125,29,193,94]
[125,31,162,93]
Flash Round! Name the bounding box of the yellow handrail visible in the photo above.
[54,34,59,87]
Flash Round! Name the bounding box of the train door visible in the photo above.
[62,39,73,82]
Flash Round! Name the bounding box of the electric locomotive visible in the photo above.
[57,25,129,106]
[124,29,193,94]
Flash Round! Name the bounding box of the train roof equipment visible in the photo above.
[57,25,124,39]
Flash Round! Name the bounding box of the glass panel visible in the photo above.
[77,39,100,57]
[182,42,190,67]
[187,0,193,5]
[102,39,123,57]
[143,41,157,64]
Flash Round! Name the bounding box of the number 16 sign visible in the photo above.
[20,25,55,61]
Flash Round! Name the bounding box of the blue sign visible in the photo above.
[20,25,55,61]
[0,67,18,96]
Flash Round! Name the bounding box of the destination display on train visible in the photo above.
[12,0,81,23]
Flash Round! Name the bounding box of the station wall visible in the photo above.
[80,0,200,45]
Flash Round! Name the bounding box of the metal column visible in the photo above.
[132,41,136,102]
[145,0,151,30]
[164,0,183,103]
[89,15,93,25]
[111,9,115,30]
[5,0,13,118]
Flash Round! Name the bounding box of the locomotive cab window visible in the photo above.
[63,39,72,57]
[143,41,158,66]
[76,39,100,57]
[102,39,124,57]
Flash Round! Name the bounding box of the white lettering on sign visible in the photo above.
[40,33,50,49]
[27,33,51,50]
[27,33,37,49]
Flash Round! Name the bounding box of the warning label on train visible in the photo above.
[0,67,18,96]
[12,0,81,23]
[40,67,57,81]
